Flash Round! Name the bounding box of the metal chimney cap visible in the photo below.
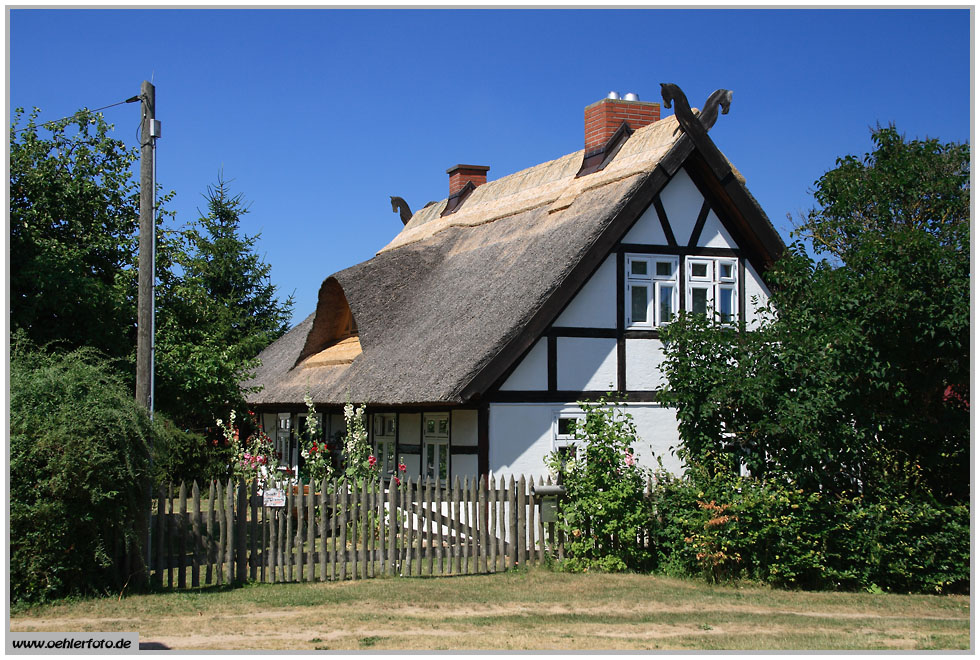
[606,91,621,100]
[623,92,640,101]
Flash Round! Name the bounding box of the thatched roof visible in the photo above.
[244,114,782,406]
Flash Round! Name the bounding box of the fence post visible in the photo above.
[451,477,461,575]
[154,486,165,588]
[205,482,215,586]
[479,476,488,574]
[215,480,225,586]
[330,479,338,581]
[249,481,258,581]
[537,476,546,564]
[414,477,424,576]
[497,476,506,571]
[508,476,517,569]
[319,477,328,582]
[489,476,498,573]
[517,475,527,567]
[191,481,201,587]
[435,476,444,576]
[468,477,478,574]
[387,477,397,576]
[225,479,235,584]
[177,482,187,589]
[339,480,348,581]
[360,480,369,580]
[237,480,248,582]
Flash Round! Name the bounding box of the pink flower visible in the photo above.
[624,450,635,467]
[398,463,407,472]
[394,476,401,486]
[368,455,377,467]
[244,452,251,461]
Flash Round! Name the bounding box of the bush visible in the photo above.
[10,338,152,603]
[151,416,232,486]
[545,399,651,572]
[650,470,969,593]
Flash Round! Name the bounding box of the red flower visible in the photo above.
[398,463,407,472]
[368,455,377,467]
[394,477,401,486]
[311,444,318,453]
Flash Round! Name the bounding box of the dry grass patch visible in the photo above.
[11,568,969,651]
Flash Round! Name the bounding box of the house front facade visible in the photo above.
[244,85,783,483]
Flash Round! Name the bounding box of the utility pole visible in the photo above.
[136,81,159,589]
[136,81,157,413]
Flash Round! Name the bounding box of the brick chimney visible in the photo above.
[584,93,661,158]
[447,164,490,196]
[442,164,489,216]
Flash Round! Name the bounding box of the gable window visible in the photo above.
[373,413,397,475]
[626,254,678,328]
[686,257,738,323]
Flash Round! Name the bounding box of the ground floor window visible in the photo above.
[423,413,450,480]
[373,413,397,475]
[553,411,584,468]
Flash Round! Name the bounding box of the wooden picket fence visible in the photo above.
[148,474,570,588]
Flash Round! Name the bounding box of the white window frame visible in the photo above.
[373,413,397,475]
[684,256,739,324]
[626,254,678,329]
[553,411,585,465]
[422,413,450,480]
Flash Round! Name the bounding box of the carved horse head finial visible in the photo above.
[660,83,733,134]
[390,196,413,225]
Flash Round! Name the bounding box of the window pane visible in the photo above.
[720,262,733,279]
[691,262,708,279]
[630,285,648,324]
[691,287,708,315]
[426,419,436,434]
[655,261,671,277]
[557,417,577,436]
[719,287,734,322]
[439,445,449,480]
[438,418,449,435]
[659,284,675,323]
[630,260,648,276]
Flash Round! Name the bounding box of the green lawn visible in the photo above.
[10,568,970,651]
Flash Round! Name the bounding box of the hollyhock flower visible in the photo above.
[368,455,377,467]
[398,463,407,472]
[624,450,635,467]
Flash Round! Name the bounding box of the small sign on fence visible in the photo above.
[263,488,286,507]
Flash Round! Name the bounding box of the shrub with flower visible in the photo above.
[342,402,380,486]
[219,409,280,487]
[544,398,652,572]
[299,393,334,485]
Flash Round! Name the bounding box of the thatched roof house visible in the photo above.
[246,86,783,481]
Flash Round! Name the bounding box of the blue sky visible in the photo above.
[9,8,971,327]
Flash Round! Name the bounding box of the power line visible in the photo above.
[12,95,141,135]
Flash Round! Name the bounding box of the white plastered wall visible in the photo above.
[488,402,683,480]
[744,260,772,329]
[658,168,703,245]
[553,255,617,328]
[556,337,617,391]
[625,338,666,391]
[499,339,547,391]
[622,202,668,244]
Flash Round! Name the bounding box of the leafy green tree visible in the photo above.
[10,108,139,359]
[661,126,969,502]
[154,177,294,438]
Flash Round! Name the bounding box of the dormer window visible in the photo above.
[626,254,678,328]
